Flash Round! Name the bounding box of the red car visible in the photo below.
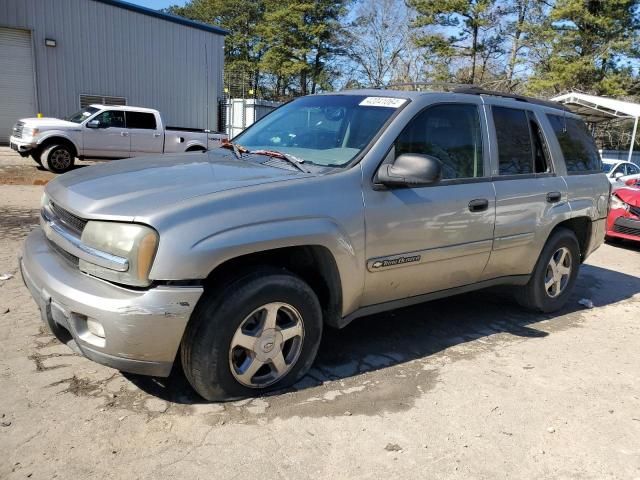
[606,187,640,242]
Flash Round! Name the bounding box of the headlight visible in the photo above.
[610,194,629,211]
[79,221,158,287]
[23,127,39,138]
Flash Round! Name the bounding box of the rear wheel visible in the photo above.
[517,228,580,312]
[41,144,75,173]
[181,269,322,401]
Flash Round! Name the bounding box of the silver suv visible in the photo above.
[20,89,610,400]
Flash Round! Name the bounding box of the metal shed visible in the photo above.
[0,0,227,143]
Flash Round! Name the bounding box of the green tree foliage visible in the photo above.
[167,0,265,72]
[408,0,502,84]
[526,0,640,96]
[258,0,348,96]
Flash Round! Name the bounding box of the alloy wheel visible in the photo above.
[228,302,304,388]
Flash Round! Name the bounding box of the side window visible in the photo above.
[93,110,125,128]
[127,112,157,130]
[395,103,484,179]
[627,163,640,176]
[547,114,601,173]
[492,106,533,175]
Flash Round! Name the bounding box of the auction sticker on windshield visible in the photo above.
[359,97,407,108]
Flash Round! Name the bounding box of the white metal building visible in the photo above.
[0,0,226,143]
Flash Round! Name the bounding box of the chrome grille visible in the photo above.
[50,202,87,234]
[12,121,24,139]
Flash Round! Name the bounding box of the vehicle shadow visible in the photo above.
[125,264,640,403]
[605,237,640,252]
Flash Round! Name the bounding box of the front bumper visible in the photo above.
[606,210,640,242]
[20,228,203,377]
[9,136,36,155]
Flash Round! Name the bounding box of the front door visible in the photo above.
[83,110,130,158]
[362,101,496,306]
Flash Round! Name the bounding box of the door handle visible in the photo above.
[120,131,129,137]
[468,198,489,212]
[546,191,562,203]
[153,132,161,137]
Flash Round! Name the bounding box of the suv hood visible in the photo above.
[614,187,640,207]
[46,150,312,220]
[19,117,80,128]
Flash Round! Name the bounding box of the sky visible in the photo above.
[127,0,186,10]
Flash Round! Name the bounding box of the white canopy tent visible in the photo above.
[551,92,640,163]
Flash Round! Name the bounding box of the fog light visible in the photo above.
[87,318,105,338]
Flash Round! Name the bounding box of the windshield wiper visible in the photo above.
[220,141,249,159]
[250,149,309,173]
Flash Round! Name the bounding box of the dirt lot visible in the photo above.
[1,148,639,479]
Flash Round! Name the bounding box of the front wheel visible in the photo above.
[41,144,75,173]
[181,269,323,401]
[517,228,580,312]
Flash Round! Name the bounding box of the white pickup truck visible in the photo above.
[9,105,227,173]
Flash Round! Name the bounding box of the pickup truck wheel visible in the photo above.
[41,144,75,173]
[181,269,323,401]
[517,228,580,313]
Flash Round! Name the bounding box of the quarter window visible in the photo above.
[547,115,601,173]
[395,104,484,179]
[126,112,157,130]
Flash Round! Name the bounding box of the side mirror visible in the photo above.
[86,119,100,129]
[614,171,624,179]
[377,153,442,187]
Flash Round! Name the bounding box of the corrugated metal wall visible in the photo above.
[0,0,224,131]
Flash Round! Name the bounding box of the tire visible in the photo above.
[181,268,323,401]
[41,144,75,173]
[517,227,580,313]
[186,146,206,153]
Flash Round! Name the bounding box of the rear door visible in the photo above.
[126,111,163,156]
[481,102,569,280]
[362,100,496,305]
[82,110,130,158]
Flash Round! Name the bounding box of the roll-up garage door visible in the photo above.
[0,27,37,143]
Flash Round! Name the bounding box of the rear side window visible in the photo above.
[126,112,157,130]
[395,103,484,179]
[492,106,533,175]
[547,115,601,173]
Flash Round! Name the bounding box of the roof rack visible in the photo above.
[453,87,573,112]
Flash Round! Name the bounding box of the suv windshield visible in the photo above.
[66,107,100,123]
[233,95,405,167]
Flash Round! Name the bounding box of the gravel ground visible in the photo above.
[0,148,639,479]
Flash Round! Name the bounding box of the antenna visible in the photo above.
[205,43,209,131]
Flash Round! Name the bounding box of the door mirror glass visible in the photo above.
[377,154,442,187]
[86,119,100,129]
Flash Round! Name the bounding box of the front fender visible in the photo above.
[36,131,81,154]
[151,216,362,316]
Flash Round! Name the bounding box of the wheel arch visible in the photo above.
[549,216,592,262]
[37,135,78,158]
[203,245,343,328]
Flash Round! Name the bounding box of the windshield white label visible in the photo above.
[359,97,407,108]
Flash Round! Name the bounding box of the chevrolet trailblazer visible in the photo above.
[20,88,609,400]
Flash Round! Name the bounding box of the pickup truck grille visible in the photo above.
[50,202,87,235]
[12,121,24,139]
